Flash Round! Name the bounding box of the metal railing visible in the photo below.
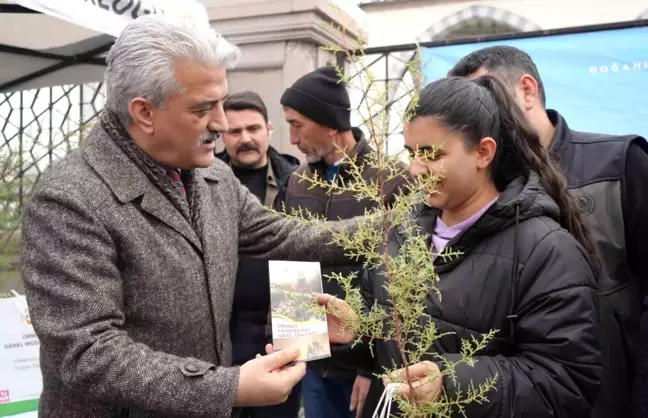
[0,83,106,209]
[0,46,424,205]
[0,82,106,291]
[346,44,420,155]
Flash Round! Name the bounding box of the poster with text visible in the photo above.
[420,25,648,138]
[0,296,41,417]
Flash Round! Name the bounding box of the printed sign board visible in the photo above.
[0,295,41,417]
[421,25,648,137]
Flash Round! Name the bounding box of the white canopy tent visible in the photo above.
[0,0,210,93]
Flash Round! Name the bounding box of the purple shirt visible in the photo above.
[431,196,500,254]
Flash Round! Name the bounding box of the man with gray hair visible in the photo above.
[20,15,355,418]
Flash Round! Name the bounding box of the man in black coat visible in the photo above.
[216,91,301,418]
[448,45,648,418]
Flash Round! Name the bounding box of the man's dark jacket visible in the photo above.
[361,173,602,417]
[544,111,648,418]
[282,127,409,380]
[215,146,299,365]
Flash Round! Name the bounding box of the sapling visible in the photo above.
[274,8,498,417]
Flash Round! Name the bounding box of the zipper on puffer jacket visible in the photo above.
[507,202,521,348]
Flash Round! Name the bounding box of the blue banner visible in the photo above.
[420,26,648,138]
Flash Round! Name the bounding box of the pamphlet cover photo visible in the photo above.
[268,260,331,362]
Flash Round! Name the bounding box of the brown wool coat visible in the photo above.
[20,122,355,418]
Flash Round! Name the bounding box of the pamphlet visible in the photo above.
[0,292,42,417]
[268,261,331,362]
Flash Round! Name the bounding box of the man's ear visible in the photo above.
[267,120,274,138]
[128,97,155,134]
[518,74,541,111]
[327,127,338,138]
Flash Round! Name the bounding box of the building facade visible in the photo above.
[343,0,648,156]
[359,0,648,47]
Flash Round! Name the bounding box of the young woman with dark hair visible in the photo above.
[320,75,602,417]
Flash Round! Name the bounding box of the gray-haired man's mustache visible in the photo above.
[199,131,221,144]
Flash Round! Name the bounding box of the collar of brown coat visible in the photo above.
[81,114,222,206]
[80,111,225,253]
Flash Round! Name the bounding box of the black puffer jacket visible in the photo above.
[361,173,602,417]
